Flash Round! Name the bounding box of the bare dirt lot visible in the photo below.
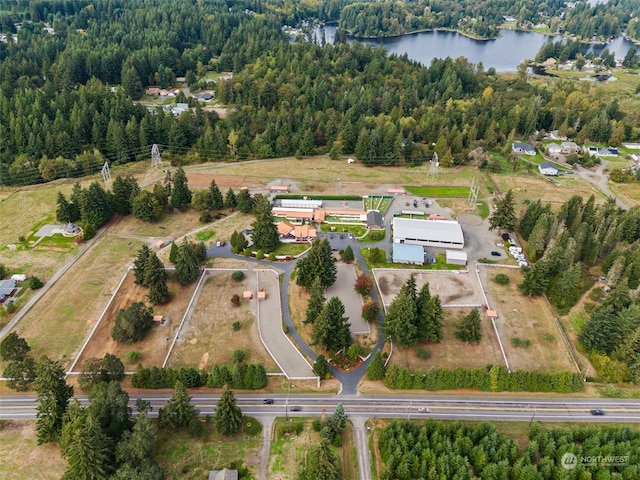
[73,271,198,372]
[480,266,576,373]
[186,173,247,189]
[167,271,279,372]
[373,269,484,307]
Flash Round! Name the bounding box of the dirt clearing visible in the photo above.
[185,173,248,189]
[373,269,484,307]
[73,271,198,373]
[387,307,504,371]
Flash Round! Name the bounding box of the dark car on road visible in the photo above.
[263,399,274,404]
[590,409,605,416]
[491,251,501,256]
[289,406,301,411]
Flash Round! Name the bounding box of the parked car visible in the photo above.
[216,241,225,247]
[289,406,301,411]
[590,409,605,416]
[263,399,274,404]
[496,242,504,247]
[491,251,501,257]
[413,200,418,207]
[418,407,430,413]
[339,234,345,239]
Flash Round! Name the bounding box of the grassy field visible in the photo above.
[482,266,576,373]
[74,272,199,374]
[2,235,144,371]
[156,419,262,480]
[405,185,471,198]
[269,418,357,480]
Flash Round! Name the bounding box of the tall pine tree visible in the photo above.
[170,167,192,211]
[214,384,243,435]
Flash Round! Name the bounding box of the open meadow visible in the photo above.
[1,234,144,371]
[481,266,577,373]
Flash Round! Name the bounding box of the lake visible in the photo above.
[314,25,635,72]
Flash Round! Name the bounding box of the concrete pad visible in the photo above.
[325,263,369,334]
[33,224,61,237]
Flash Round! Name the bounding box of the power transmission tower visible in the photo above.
[101,161,112,190]
[429,152,439,179]
[468,177,480,207]
[151,144,162,168]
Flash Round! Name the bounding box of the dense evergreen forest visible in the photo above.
[378,420,640,479]
[0,0,638,187]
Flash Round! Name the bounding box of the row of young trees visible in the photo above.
[130,363,268,390]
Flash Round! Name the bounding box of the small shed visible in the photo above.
[446,250,468,265]
[258,291,266,300]
[243,291,253,300]
[153,315,165,325]
[387,188,406,196]
[393,243,424,265]
[486,309,498,320]
[155,240,166,249]
[11,274,27,282]
[270,185,289,193]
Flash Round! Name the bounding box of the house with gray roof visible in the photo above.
[512,142,536,155]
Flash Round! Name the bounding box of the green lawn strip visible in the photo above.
[475,200,490,219]
[405,186,471,198]
[360,249,463,271]
[321,223,367,237]
[358,230,386,243]
[273,242,310,257]
[195,230,216,242]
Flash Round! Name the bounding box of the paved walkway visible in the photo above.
[325,263,369,334]
[258,416,275,480]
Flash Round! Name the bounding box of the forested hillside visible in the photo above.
[0,0,638,187]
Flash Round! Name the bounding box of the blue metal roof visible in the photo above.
[392,243,424,264]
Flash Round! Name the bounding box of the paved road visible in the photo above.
[575,160,629,210]
[255,269,315,378]
[3,393,640,422]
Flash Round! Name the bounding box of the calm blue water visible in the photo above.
[314,25,634,72]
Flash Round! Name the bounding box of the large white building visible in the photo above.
[392,217,464,249]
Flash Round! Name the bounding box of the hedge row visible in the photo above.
[274,194,362,201]
[131,363,268,390]
[383,364,583,393]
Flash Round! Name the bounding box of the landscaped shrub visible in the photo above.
[231,270,245,281]
[511,337,532,348]
[494,273,510,284]
[132,364,268,389]
[232,321,241,331]
[231,293,241,306]
[416,348,431,359]
[29,276,43,290]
